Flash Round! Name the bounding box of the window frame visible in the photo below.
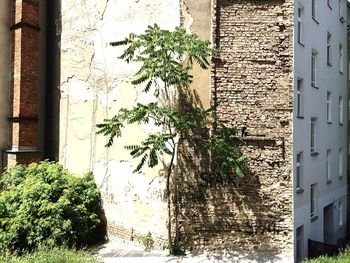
[311,118,317,154]
[338,148,343,179]
[327,91,332,123]
[297,79,303,117]
[339,43,344,73]
[339,96,343,125]
[326,149,331,183]
[327,33,332,66]
[296,152,303,191]
[311,50,317,87]
[338,200,343,228]
[312,0,316,20]
[297,6,303,44]
[310,184,317,219]
[339,0,344,22]
[328,0,333,9]
[296,226,304,262]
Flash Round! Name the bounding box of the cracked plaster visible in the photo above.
[60,0,180,241]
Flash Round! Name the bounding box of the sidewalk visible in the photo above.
[97,238,293,263]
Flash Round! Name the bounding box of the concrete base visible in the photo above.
[2,149,44,170]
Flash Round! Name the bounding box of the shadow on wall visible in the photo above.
[174,88,290,256]
[44,0,61,161]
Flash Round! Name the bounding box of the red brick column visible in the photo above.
[5,0,43,166]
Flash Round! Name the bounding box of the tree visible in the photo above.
[97,24,245,253]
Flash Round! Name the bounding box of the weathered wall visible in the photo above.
[0,0,10,170]
[177,0,294,257]
[59,0,180,243]
[181,0,212,109]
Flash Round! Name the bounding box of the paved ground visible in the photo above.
[97,238,293,263]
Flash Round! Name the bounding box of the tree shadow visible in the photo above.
[174,87,291,257]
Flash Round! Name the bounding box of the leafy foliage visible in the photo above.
[97,24,245,253]
[0,161,106,254]
[0,247,102,263]
[139,232,154,252]
[304,247,350,262]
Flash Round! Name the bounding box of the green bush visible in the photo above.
[0,247,102,263]
[305,247,350,262]
[0,161,106,254]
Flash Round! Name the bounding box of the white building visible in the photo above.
[293,0,349,261]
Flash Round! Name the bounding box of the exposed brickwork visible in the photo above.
[178,0,294,254]
[107,221,167,249]
[6,0,42,165]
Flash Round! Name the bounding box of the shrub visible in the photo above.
[0,161,106,254]
[305,247,350,262]
[0,247,102,263]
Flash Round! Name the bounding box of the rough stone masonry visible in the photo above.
[177,0,294,256]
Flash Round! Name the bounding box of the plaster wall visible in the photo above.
[181,0,212,109]
[0,1,10,170]
[59,0,180,242]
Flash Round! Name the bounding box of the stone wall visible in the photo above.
[177,0,294,255]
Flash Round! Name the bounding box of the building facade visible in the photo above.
[0,1,349,262]
[293,0,348,261]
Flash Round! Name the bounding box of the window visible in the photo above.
[311,50,317,87]
[339,44,343,73]
[339,148,343,178]
[327,33,332,66]
[296,152,303,190]
[297,79,303,117]
[310,184,317,218]
[312,0,316,19]
[327,91,331,123]
[339,0,344,22]
[297,6,303,44]
[296,226,304,263]
[326,150,331,182]
[311,118,317,154]
[338,200,343,227]
[339,96,343,124]
[328,0,332,8]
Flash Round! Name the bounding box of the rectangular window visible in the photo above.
[327,33,332,66]
[339,148,343,178]
[311,184,317,218]
[296,152,303,190]
[312,0,316,19]
[326,150,331,182]
[297,79,303,117]
[311,118,317,153]
[296,226,304,263]
[298,6,303,44]
[311,50,317,87]
[338,200,343,227]
[339,44,343,73]
[327,91,332,123]
[339,96,343,124]
[339,0,344,22]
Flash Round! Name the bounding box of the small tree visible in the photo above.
[97,24,245,253]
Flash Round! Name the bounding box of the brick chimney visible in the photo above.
[4,0,43,166]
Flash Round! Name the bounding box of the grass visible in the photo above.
[305,247,350,262]
[0,247,102,263]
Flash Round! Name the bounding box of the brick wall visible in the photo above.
[178,0,294,253]
[5,0,42,166]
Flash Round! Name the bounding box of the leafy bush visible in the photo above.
[0,161,106,254]
[0,247,102,263]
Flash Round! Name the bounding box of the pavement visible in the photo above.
[97,238,293,263]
